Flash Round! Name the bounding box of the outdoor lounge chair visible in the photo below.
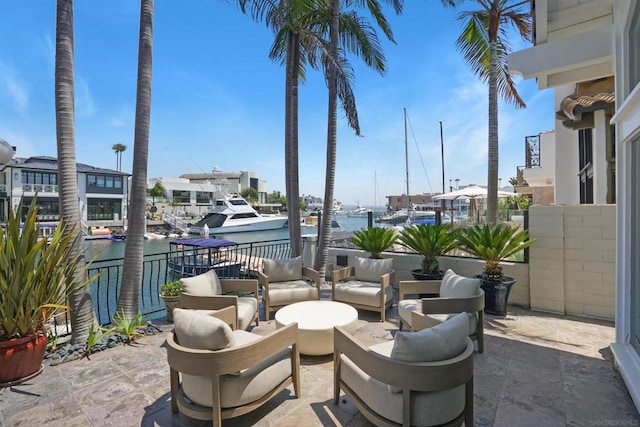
[259,256,321,319]
[334,312,474,426]
[398,269,485,353]
[179,269,259,330]
[166,307,300,426]
[331,256,394,322]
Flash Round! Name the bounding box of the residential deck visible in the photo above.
[1,291,638,427]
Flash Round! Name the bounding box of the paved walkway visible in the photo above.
[1,297,639,426]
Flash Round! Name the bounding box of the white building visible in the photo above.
[148,168,274,217]
[509,0,640,410]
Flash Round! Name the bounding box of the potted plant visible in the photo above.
[159,280,181,322]
[398,223,459,280]
[0,197,96,386]
[456,223,536,316]
[350,227,398,259]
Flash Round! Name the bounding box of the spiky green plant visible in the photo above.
[456,223,536,282]
[112,310,146,342]
[0,197,99,340]
[350,227,398,259]
[398,223,459,277]
[82,322,113,359]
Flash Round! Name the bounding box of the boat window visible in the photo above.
[231,213,258,219]
[229,199,249,206]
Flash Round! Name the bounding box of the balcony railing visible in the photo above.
[21,184,59,193]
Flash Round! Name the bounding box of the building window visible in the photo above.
[173,190,191,204]
[632,136,640,356]
[606,114,616,204]
[22,171,57,185]
[630,7,639,90]
[86,174,123,192]
[196,192,211,204]
[578,128,594,204]
[87,199,122,221]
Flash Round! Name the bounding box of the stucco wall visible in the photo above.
[528,204,616,319]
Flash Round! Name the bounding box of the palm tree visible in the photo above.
[148,182,166,207]
[443,0,531,225]
[112,143,127,171]
[55,0,95,344]
[241,0,333,257]
[315,0,402,277]
[115,0,154,320]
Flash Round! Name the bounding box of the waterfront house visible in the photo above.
[0,153,129,228]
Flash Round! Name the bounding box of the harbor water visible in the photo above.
[84,214,373,261]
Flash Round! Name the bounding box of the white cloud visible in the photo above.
[75,77,96,118]
[0,63,29,114]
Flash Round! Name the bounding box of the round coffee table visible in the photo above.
[275,301,358,356]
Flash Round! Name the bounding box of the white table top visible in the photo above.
[275,300,358,330]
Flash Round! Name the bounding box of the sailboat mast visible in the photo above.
[404,108,410,211]
[440,121,445,215]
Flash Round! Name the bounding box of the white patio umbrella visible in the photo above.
[432,185,517,223]
[432,185,517,201]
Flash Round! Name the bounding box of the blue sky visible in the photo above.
[0,1,553,207]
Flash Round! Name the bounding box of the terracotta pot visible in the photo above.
[0,333,47,386]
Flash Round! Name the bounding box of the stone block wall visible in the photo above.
[528,204,616,319]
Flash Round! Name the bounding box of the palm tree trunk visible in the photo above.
[286,32,302,257]
[55,0,96,344]
[486,39,499,226]
[116,0,153,320]
[315,0,340,277]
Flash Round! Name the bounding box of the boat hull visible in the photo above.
[190,216,288,234]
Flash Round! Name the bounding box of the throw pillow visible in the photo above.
[263,256,303,282]
[180,269,222,296]
[173,308,234,350]
[391,312,469,363]
[439,269,481,298]
[353,256,393,283]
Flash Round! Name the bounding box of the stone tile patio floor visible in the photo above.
[1,291,639,427]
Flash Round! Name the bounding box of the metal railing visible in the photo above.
[85,239,291,326]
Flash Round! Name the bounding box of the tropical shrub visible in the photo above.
[350,227,398,259]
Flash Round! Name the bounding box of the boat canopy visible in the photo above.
[169,237,237,248]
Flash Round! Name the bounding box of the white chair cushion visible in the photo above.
[182,329,293,408]
[391,312,469,363]
[180,269,222,296]
[173,308,234,351]
[237,296,258,330]
[353,256,393,283]
[340,345,465,426]
[267,280,319,306]
[263,257,303,282]
[334,280,393,308]
[439,269,480,299]
[397,299,421,326]
[397,300,477,335]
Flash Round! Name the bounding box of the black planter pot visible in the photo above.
[410,269,444,281]
[411,269,444,298]
[478,276,516,317]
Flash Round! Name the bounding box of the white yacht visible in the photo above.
[188,192,288,234]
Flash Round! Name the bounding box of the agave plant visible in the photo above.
[456,223,536,283]
[350,227,398,259]
[398,223,459,278]
[0,197,98,340]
